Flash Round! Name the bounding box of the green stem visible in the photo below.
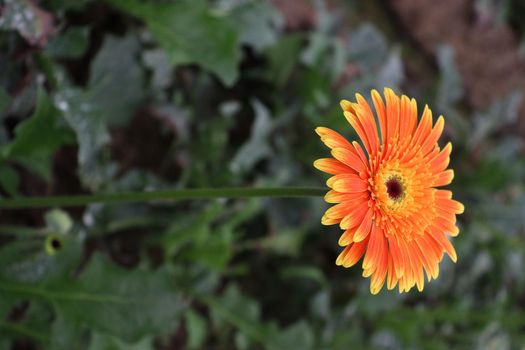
[0,187,325,209]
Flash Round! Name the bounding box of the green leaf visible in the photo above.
[279,265,328,288]
[228,1,283,52]
[0,254,186,342]
[88,35,145,126]
[106,0,240,86]
[266,34,303,86]
[346,23,388,69]
[230,100,274,173]
[161,203,224,258]
[163,204,235,270]
[204,283,316,350]
[88,333,154,350]
[184,225,234,270]
[142,49,172,90]
[0,338,9,350]
[273,321,314,350]
[45,27,90,59]
[4,88,74,180]
[0,164,19,196]
[55,87,110,190]
[50,310,89,350]
[247,227,306,257]
[0,230,83,283]
[206,284,267,347]
[185,310,207,349]
[0,319,50,345]
[56,255,186,341]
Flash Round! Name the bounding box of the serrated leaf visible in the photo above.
[4,88,74,180]
[106,0,240,86]
[89,35,145,126]
[55,87,110,190]
[45,27,89,59]
[229,1,282,52]
[0,254,185,342]
[347,23,388,69]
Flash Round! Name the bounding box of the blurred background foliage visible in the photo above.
[0,0,525,349]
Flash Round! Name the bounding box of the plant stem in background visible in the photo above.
[0,187,326,209]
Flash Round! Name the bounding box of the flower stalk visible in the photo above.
[0,187,326,209]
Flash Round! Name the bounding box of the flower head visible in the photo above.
[314,88,464,294]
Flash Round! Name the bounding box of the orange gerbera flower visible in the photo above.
[314,88,464,294]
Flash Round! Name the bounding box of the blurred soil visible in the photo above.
[388,0,525,136]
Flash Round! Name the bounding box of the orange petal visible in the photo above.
[326,173,360,188]
[386,254,398,290]
[332,176,369,193]
[420,116,444,156]
[324,198,367,220]
[429,231,457,262]
[340,99,355,114]
[429,143,451,173]
[387,235,404,278]
[384,88,401,144]
[363,225,386,271]
[340,202,369,229]
[353,207,374,242]
[433,217,459,237]
[371,89,387,147]
[398,95,417,141]
[324,190,369,204]
[336,236,370,268]
[355,93,379,153]
[315,127,353,150]
[331,147,367,173]
[435,196,464,215]
[370,249,388,294]
[338,227,356,246]
[321,214,340,226]
[411,104,433,147]
[433,169,454,187]
[314,158,354,175]
[415,236,439,280]
[344,110,372,155]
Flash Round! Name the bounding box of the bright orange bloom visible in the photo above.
[314,88,464,294]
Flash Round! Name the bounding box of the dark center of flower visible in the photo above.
[386,177,404,200]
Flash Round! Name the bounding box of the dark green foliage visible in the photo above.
[0,0,524,349]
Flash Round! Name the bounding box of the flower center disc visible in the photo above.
[386,177,404,200]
